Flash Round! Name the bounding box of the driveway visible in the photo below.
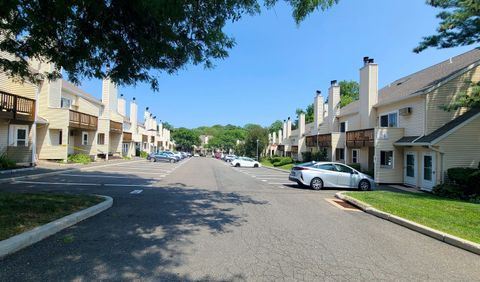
[0,157,478,281]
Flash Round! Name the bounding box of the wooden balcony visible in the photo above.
[110,120,122,133]
[346,128,374,148]
[150,136,155,143]
[291,145,298,154]
[277,145,285,151]
[0,91,35,122]
[123,132,132,142]
[306,134,331,148]
[69,110,98,130]
[142,134,148,143]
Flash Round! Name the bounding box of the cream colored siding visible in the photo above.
[0,123,8,153]
[426,67,480,134]
[376,96,425,137]
[0,72,36,99]
[75,96,101,116]
[374,128,405,183]
[438,115,480,172]
[338,113,360,131]
[331,132,345,162]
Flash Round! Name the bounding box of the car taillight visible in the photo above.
[293,167,309,171]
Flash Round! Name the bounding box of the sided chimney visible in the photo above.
[286,117,292,138]
[102,77,118,114]
[328,80,341,132]
[314,90,325,132]
[299,112,305,137]
[130,97,138,134]
[359,56,378,129]
[118,94,126,116]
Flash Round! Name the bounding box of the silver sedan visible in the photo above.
[289,162,375,191]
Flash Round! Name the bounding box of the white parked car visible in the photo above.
[231,157,261,168]
[289,162,375,191]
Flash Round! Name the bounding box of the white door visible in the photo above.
[68,131,74,155]
[404,152,417,186]
[421,152,436,191]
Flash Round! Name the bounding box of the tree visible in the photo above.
[244,125,269,159]
[162,121,174,131]
[443,81,480,110]
[0,1,337,89]
[269,120,283,133]
[339,80,359,108]
[171,128,200,151]
[414,1,480,53]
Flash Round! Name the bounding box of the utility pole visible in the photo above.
[256,139,259,161]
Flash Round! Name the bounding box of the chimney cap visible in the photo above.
[363,56,369,63]
[368,58,375,64]
[120,93,124,97]
[330,80,337,86]
[146,107,149,111]
[132,97,136,101]
[288,117,290,120]
[316,90,321,96]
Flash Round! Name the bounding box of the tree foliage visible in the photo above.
[269,120,283,133]
[443,81,480,110]
[339,80,359,108]
[243,125,269,159]
[171,127,200,151]
[0,0,337,89]
[414,0,480,53]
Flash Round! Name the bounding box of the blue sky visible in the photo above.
[79,0,475,128]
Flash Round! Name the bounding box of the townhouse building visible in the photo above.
[269,49,480,191]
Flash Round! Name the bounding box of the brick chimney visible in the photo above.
[328,80,340,132]
[359,57,378,128]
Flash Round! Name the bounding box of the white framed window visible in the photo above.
[123,143,129,153]
[379,112,398,128]
[82,132,88,145]
[336,148,345,161]
[11,125,29,147]
[340,122,347,133]
[97,133,105,145]
[61,97,72,109]
[352,149,359,163]
[380,150,394,168]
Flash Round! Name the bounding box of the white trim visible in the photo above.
[82,132,88,145]
[378,110,400,128]
[379,150,394,169]
[351,149,359,164]
[9,125,29,147]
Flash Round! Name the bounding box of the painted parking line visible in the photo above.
[267,182,293,185]
[60,174,165,179]
[13,180,100,186]
[129,189,143,194]
[88,170,166,175]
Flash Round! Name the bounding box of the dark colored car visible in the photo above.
[149,153,177,163]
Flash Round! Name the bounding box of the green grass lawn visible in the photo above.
[346,191,480,244]
[0,192,103,241]
[260,160,294,171]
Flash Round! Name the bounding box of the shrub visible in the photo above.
[302,152,312,162]
[447,167,478,186]
[433,183,464,198]
[466,170,480,194]
[0,154,16,170]
[140,151,149,159]
[67,154,91,164]
[272,157,293,167]
[348,163,361,171]
[123,156,131,160]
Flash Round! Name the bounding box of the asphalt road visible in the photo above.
[0,158,479,281]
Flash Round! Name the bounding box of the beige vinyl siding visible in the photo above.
[376,96,425,137]
[426,66,480,134]
[437,115,480,172]
[338,113,361,132]
[374,128,405,184]
[96,119,110,155]
[331,132,345,162]
[76,96,101,116]
[0,72,36,99]
[0,122,8,154]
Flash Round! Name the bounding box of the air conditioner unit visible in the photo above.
[399,107,412,116]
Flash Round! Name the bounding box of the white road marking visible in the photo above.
[104,184,154,187]
[82,159,146,170]
[13,180,99,186]
[261,180,267,182]
[267,182,293,185]
[101,167,172,173]
[130,189,143,194]
[88,170,165,175]
[60,174,165,179]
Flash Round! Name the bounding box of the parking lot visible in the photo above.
[1,157,479,281]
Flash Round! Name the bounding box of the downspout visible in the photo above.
[31,83,41,166]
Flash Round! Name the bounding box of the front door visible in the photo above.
[404,152,417,186]
[421,152,436,191]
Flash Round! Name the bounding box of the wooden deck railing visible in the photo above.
[346,128,374,148]
[110,120,123,133]
[69,110,98,130]
[306,133,332,148]
[123,132,132,142]
[142,135,148,143]
[0,91,35,122]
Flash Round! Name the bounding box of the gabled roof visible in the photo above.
[62,80,103,106]
[377,48,480,106]
[395,108,480,145]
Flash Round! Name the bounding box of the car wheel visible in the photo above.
[253,164,259,168]
[358,180,371,191]
[170,159,175,163]
[235,163,240,167]
[310,177,323,191]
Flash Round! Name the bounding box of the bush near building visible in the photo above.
[0,154,16,170]
[67,154,91,164]
[140,151,149,159]
[433,164,480,203]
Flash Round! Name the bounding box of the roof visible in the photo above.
[62,80,103,106]
[395,108,480,145]
[377,48,480,106]
[338,100,359,117]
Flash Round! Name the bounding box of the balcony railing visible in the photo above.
[0,91,35,122]
[291,145,298,153]
[142,135,148,143]
[110,120,122,133]
[306,134,331,148]
[69,110,98,130]
[123,132,132,142]
[346,128,374,148]
[277,145,285,151]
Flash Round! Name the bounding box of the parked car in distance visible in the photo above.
[231,157,261,168]
[224,155,237,162]
[161,151,181,161]
[149,152,178,163]
[289,162,374,191]
[194,153,200,157]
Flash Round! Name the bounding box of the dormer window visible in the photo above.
[380,112,398,128]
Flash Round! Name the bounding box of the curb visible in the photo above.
[0,159,146,184]
[0,195,113,258]
[335,192,480,256]
[263,166,290,173]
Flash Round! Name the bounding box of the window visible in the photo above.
[380,112,398,128]
[15,126,28,147]
[380,151,394,168]
[58,130,62,145]
[60,98,72,109]
[315,164,336,171]
[340,122,346,133]
[123,143,129,153]
[97,133,105,145]
[334,164,353,174]
[82,132,88,145]
[336,148,345,161]
[352,149,359,163]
